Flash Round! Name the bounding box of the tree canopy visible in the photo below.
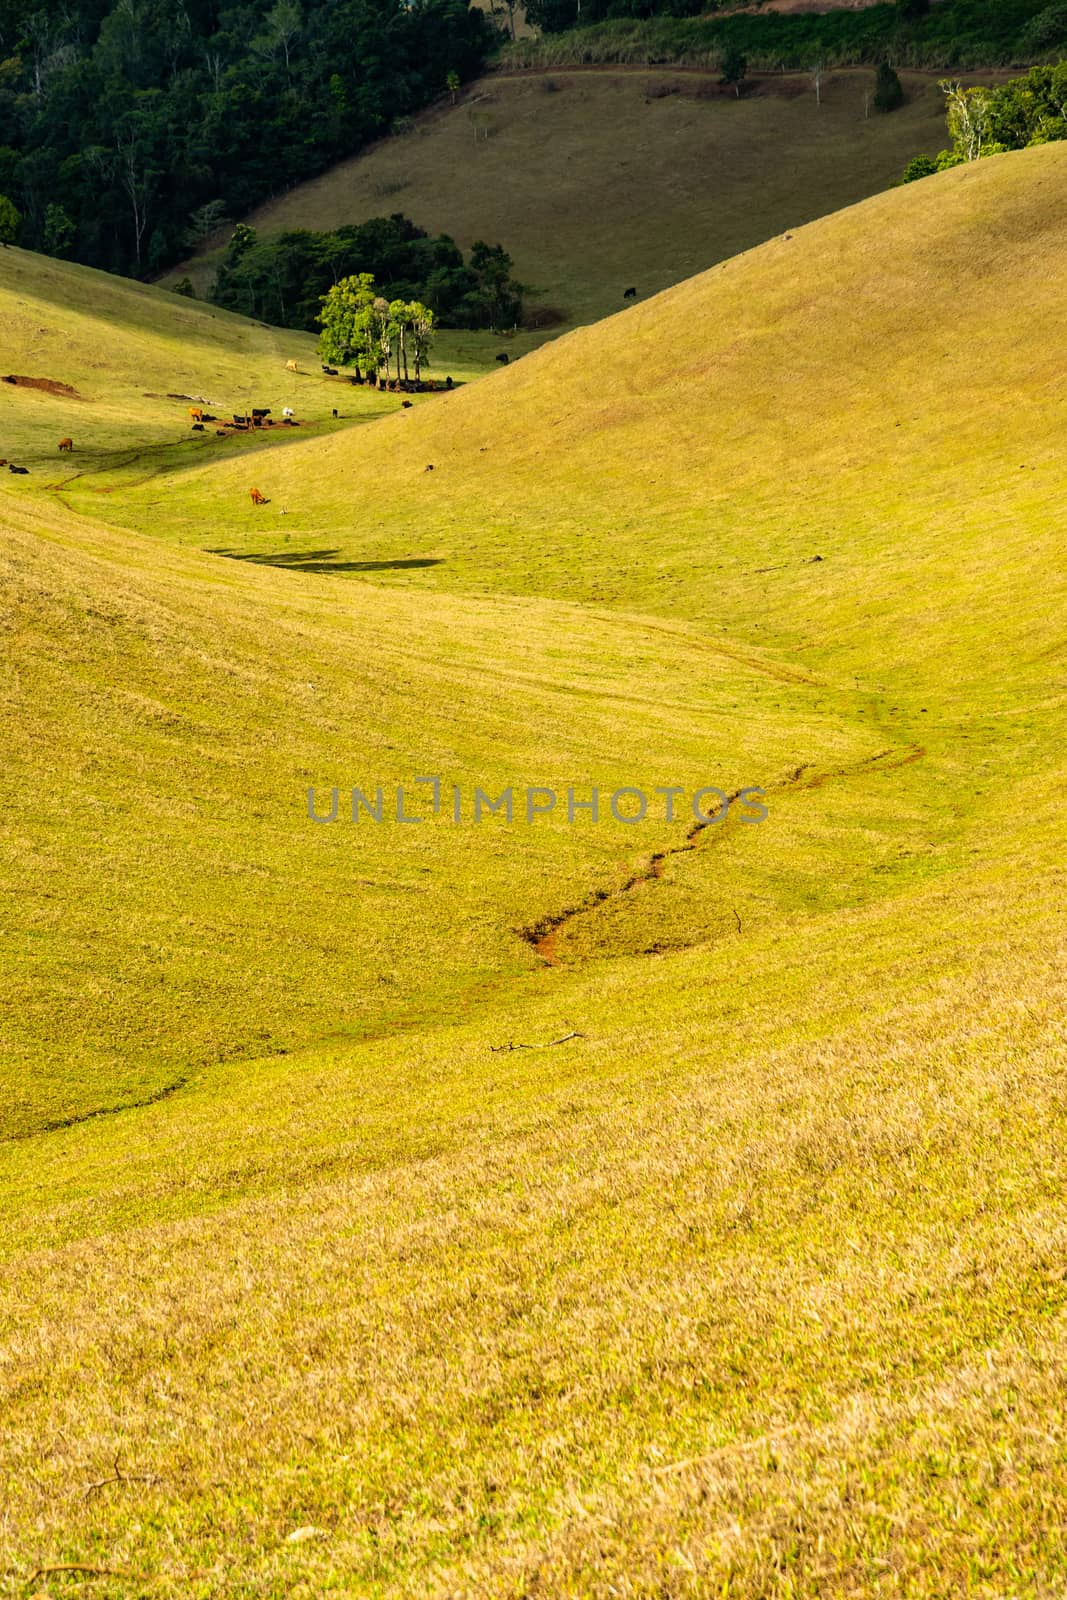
[317,274,435,382]
[212,214,524,331]
[0,0,495,278]
[902,62,1067,179]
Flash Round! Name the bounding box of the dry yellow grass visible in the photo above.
[1,145,1066,1598]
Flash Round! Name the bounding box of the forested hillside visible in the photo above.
[0,0,493,277]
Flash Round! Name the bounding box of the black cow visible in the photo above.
[321,365,339,376]
[623,286,637,299]
[496,352,509,364]
[445,375,454,389]
[191,422,205,431]
[9,464,29,473]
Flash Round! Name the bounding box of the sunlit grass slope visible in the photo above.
[133,144,1067,699]
[1,146,1066,1599]
[1,492,860,1139]
[0,244,497,481]
[165,68,977,328]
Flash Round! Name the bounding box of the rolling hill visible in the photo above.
[164,65,970,326]
[1,143,1066,1599]
[137,143,1067,698]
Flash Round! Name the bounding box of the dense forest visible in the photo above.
[515,0,1067,67]
[209,213,524,330]
[0,0,494,277]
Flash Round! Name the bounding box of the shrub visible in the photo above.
[873,61,905,112]
[901,153,937,181]
[0,193,20,246]
[720,44,748,96]
[43,203,75,258]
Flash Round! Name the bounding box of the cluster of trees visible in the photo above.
[517,0,1067,69]
[716,51,903,106]
[0,0,494,278]
[210,213,523,330]
[318,273,435,382]
[902,61,1067,180]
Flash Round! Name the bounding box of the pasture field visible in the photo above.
[1,143,1066,1599]
[163,66,970,325]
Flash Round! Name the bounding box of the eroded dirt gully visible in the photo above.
[521,742,925,964]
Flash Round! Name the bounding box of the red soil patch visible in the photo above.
[3,375,85,399]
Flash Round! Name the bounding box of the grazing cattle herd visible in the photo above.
[3,352,482,498]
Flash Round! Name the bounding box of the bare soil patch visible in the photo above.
[3,374,84,399]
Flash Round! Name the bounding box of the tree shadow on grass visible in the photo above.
[209,548,443,575]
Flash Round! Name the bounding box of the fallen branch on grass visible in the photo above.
[489,1031,584,1053]
[28,1565,132,1582]
[82,1452,163,1499]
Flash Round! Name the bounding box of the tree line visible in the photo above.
[902,60,1067,179]
[207,212,523,331]
[514,0,1067,69]
[0,0,494,279]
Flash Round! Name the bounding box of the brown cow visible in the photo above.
[249,487,268,506]
[189,407,204,422]
[58,437,74,452]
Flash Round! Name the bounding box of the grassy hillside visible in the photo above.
[134,144,1067,698]
[0,246,506,473]
[1,145,1066,1598]
[164,66,964,325]
[2,493,852,1139]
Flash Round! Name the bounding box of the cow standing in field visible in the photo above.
[189,407,204,421]
[249,487,268,506]
[58,437,73,452]
[285,360,299,373]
